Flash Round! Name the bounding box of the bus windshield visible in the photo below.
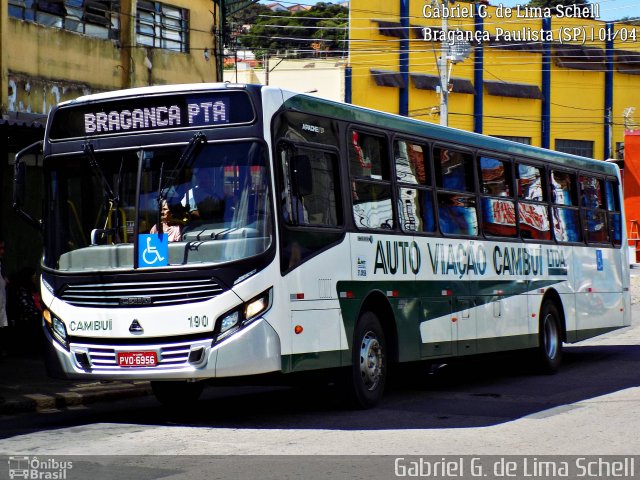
[45,141,272,272]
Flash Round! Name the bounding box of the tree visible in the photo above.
[225,3,273,47]
[227,3,272,30]
[235,2,348,58]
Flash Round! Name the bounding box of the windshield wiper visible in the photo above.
[83,142,117,203]
[156,132,207,234]
[155,132,207,231]
[155,161,165,234]
[158,131,207,202]
[83,142,121,242]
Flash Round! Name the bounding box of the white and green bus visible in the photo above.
[15,84,631,408]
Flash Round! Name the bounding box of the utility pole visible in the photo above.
[438,0,449,127]
[607,107,613,159]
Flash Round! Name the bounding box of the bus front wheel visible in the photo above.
[345,311,387,409]
[536,301,563,373]
[151,380,204,407]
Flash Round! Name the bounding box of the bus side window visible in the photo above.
[516,163,551,241]
[579,175,609,244]
[434,147,474,192]
[604,179,622,246]
[479,156,516,238]
[394,139,434,233]
[350,130,393,230]
[349,130,390,181]
[280,146,341,228]
[434,147,477,236]
[277,142,344,272]
[438,193,478,236]
[551,170,582,243]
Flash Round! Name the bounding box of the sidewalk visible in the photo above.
[0,351,151,415]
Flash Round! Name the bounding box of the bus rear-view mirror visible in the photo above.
[13,141,43,231]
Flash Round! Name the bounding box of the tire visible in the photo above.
[536,301,563,374]
[151,380,204,407]
[345,311,387,409]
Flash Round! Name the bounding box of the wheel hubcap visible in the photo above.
[359,330,383,391]
[543,314,559,359]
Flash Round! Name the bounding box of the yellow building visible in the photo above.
[348,0,640,161]
[0,0,223,273]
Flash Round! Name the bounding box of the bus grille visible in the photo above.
[73,340,210,370]
[60,278,225,308]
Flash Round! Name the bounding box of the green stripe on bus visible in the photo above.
[282,326,620,373]
[336,279,561,315]
[335,279,561,363]
[282,351,343,373]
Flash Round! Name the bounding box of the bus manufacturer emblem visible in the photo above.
[120,296,153,306]
[129,320,144,334]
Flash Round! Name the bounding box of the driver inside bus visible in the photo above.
[182,167,224,220]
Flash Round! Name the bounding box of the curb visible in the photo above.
[0,382,152,415]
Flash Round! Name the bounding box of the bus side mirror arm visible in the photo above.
[13,141,44,232]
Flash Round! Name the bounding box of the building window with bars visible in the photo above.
[8,1,119,40]
[555,139,594,158]
[491,135,532,145]
[136,1,189,53]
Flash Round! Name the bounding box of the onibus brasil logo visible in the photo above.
[7,456,73,479]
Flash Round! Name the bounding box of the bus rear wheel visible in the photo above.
[345,311,387,409]
[536,301,563,373]
[151,380,204,407]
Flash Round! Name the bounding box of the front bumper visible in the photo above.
[44,318,282,381]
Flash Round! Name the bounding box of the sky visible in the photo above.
[261,0,640,22]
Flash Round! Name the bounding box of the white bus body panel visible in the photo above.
[46,316,281,380]
[286,239,351,357]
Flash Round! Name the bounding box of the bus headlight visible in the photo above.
[244,289,272,321]
[219,311,240,334]
[215,288,272,342]
[44,309,69,350]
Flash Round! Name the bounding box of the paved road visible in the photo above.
[1,303,639,457]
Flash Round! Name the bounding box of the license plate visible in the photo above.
[117,351,158,367]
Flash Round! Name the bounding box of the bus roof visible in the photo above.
[58,82,256,106]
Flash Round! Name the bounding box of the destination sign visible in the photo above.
[49,90,255,140]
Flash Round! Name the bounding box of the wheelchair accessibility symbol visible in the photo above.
[139,234,169,267]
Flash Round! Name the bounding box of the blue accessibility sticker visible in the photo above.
[139,233,169,267]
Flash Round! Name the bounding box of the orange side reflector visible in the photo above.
[294,325,303,334]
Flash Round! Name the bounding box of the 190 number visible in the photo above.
[188,315,209,328]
